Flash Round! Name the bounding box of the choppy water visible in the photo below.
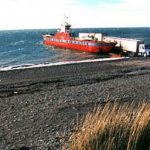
[0,28,150,70]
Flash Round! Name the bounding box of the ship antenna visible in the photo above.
[60,15,71,33]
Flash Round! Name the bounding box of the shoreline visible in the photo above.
[0,57,128,72]
[0,57,130,86]
[0,57,150,150]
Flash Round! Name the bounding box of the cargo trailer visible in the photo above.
[103,36,150,57]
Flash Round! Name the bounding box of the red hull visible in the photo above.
[43,36,115,53]
[44,40,99,53]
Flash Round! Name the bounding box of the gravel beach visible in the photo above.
[0,58,150,150]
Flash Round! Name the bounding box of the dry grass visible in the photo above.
[65,101,150,150]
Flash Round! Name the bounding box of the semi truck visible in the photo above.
[103,36,150,57]
[138,44,150,57]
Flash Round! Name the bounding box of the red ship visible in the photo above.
[43,17,116,53]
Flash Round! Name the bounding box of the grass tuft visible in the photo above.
[65,101,150,150]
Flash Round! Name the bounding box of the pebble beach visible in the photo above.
[0,58,150,150]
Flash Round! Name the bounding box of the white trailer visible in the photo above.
[103,36,150,57]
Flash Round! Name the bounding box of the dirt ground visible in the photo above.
[0,58,150,150]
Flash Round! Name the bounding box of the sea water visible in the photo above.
[0,28,150,70]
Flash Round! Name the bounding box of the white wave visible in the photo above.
[0,57,129,72]
[9,40,25,46]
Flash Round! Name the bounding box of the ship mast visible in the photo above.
[60,15,71,33]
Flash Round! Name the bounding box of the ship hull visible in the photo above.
[43,38,115,53]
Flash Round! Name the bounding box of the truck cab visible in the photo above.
[138,44,150,57]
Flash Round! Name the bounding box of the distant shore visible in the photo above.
[0,57,150,150]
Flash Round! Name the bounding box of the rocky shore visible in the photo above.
[0,58,150,150]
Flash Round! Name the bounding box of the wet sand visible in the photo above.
[0,58,150,150]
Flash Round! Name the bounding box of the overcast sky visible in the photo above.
[0,0,150,30]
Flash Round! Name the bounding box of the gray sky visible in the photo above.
[0,0,150,30]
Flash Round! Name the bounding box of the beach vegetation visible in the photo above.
[65,101,150,150]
